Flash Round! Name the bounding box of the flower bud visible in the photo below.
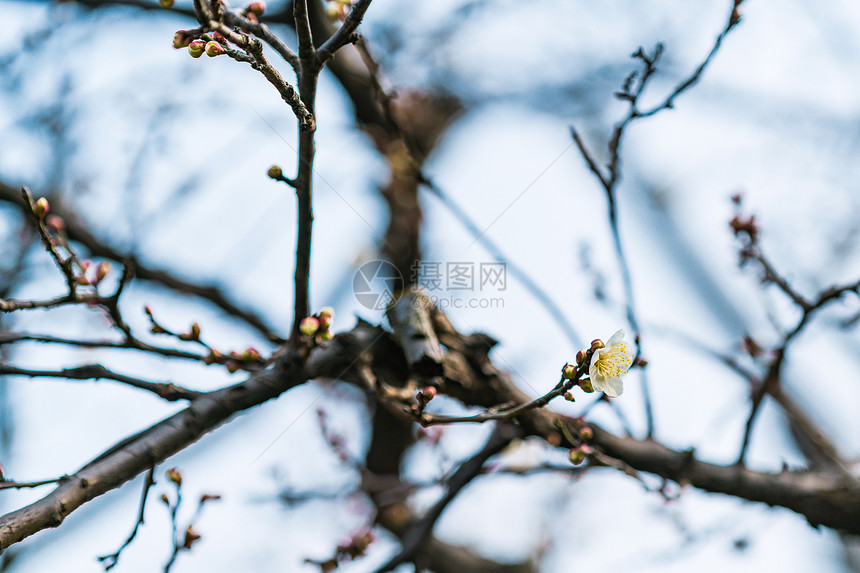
[204,349,222,365]
[246,1,265,16]
[590,338,605,350]
[173,31,192,49]
[579,378,594,393]
[569,448,587,465]
[95,261,112,283]
[46,214,66,234]
[420,386,436,401]
[166,467,183,486]
[317,307,334,328]
[561,364,576,379]
[267,165,283,180]
[563,392,575,402]
[575,349,587,365]
[579,426,594,441]
[317,329,333,341]
[188,40,205,58]
[183,525,201,549]
[33,197,49,218]
[300,316,319,336]
[241,347,261,362]
[568,443,592,465]
[160,493,170,504]
[205,41,226,57]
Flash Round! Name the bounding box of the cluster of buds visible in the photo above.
[324,0,354,22]
[76,260,112,288]
[176,30,228,58]
[299,307,335,341]
[222,347,263,373]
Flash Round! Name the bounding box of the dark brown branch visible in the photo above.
[293,0,314,61]
[590,425,860,533]
[0,322,383,550]
[314,0,374,68]
[0,364,201,402]
[224,11,300,70]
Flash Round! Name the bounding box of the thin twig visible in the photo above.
[97,466,156,570]
[0,364,201,401]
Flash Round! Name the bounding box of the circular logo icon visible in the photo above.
[353,260,402,310]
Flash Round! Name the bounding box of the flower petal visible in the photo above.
[606,329,625,346]
[602,376,624,398]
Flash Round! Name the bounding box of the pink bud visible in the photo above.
[420,386,437,401]
[590,338,605,350]
[561,364,576,379]
[575,349,587,365]
[46,214,66,234]
[300,316,320,336]
[246,1,265,16]
[188,40,205,58]
[205,41,226,57]
[33,197,49,218]
[317,307,334,328]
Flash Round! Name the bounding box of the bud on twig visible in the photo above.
[267,165,283,180]
[173,31,192,49]
[33,197,49,218]
[95,261,112,284]
[183,525,201,549]
[300,316,319,336]
[188,40,205,58]
[166,467,183,486]
[246,1,265,16]
[205,41,226,57]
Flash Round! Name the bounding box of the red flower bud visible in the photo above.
[205,41,226,57]
[33,197,49,218]
[188,40,205,58]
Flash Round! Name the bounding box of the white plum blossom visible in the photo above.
[589,329,635,398]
